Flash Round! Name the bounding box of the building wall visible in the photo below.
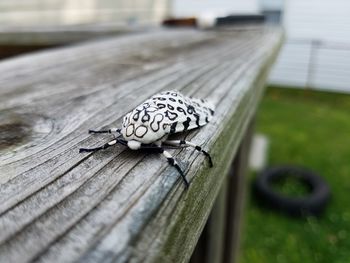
[172,0,261,17]
[0,0,169,26]
[269,0,350,93]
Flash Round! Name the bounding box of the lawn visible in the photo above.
[240,87,350,263]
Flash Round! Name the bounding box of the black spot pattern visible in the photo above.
[135,125,148,138]
[170,122,177,134]
[165,110,178,121]
[142,114,150,122]
[183,117,191,131]
[157,103,166,109]
[150,113,164,132]
[193,113,200,127]
[133,112,139,121]
[177,107,186,115]
[122,90,215,138]
[186,105,195,114]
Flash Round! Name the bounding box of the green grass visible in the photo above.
[241,87,350,263]
[271,175,311,197]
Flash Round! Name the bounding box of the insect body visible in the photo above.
[79,90,215,188]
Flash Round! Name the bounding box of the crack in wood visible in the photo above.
[0,27,283,263]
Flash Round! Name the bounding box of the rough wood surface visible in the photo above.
[0,24,141,59]
[0,26,282,263]
[223,120,255,263]
[190,176,228,263]
[0,24,139,45]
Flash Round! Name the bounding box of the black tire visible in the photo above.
[253,166,330,217]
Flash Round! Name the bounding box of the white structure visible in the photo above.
[249,134,269,172]
[0,0,170,26]
[171,0,261,29]
[269,0,350,93]
[172,0,261,18]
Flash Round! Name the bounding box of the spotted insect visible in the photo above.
[79,90,215,188]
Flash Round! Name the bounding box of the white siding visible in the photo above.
[172,0,261,17]
[269,42,311,87]
[269,0,350,93]
[312,47,350,92]
[0,0,169,26]
[284,0,350,43]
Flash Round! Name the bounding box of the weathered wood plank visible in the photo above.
[0,24,143,59]
[0,24,138,46]
[0,26,282,263]
[190,177,229,263]
[223,119,255,263]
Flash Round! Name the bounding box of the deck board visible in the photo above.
[0,26,282,263]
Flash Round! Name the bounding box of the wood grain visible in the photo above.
[0,24,141,59]
[0,24,139,46]
[0,26,282,263]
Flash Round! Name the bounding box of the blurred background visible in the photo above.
[1,1,349,263]
[1,0,350,93]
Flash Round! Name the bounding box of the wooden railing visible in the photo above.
[0,26,282,263]
[0,24,139,59]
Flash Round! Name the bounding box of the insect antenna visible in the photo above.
[89,128,121,134]
[79,138,126,153]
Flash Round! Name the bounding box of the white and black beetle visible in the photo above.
[79,90,215,188]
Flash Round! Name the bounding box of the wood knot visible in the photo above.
[0,112,52,151]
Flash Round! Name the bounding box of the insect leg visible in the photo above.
[159,148,189,188]
[79,139,118,153]
[163,140,213,167]
[88,128,121,134]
